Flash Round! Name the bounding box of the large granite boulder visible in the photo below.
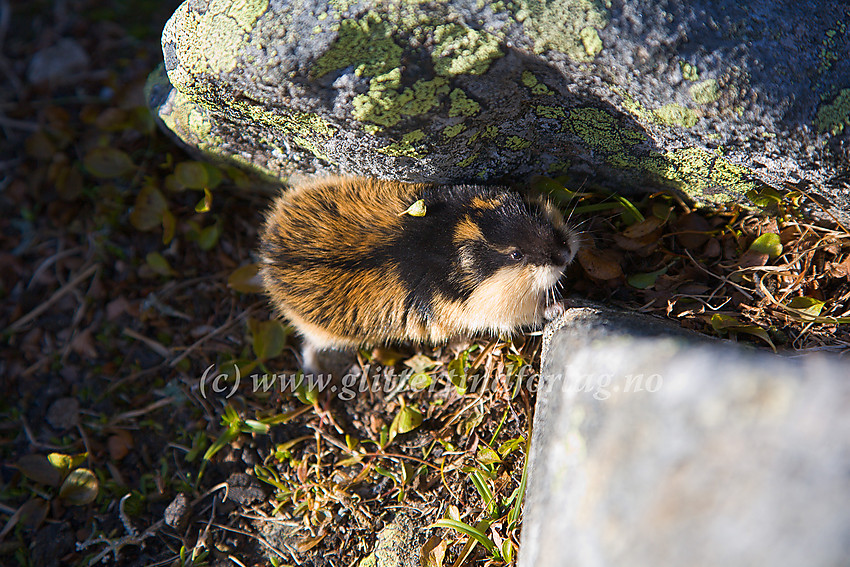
[148,0,850,218]
[521,304,850,567]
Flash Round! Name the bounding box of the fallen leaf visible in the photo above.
[674,212,711,248]
[108,430,134,461]
[748,233,782,258]
[70,329,98,358]
[83,147,134,178]
[228,263,264,293]
[16,455,62,487]
[577,247,623,280]
[59,468,99,506]
[130,185,168,231]
[390,405,423,436]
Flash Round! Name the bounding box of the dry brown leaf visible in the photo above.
[674,212,712,249]
[577,247,623,280]
[70,329,98,358]
[107,430,134,461]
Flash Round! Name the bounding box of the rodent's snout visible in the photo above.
[553,227,581,267]
[551,248,572,267]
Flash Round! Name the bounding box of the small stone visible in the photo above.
[163,492,191,531]
[46,397,79,430]
[27,39,90,87]
[225,472,268,505]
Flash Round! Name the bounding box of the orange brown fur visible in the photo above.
[259,176,579,351]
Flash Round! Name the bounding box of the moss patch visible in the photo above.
[516,0,610,61]
[312,14,402,79]
[448,88,481,117]
[690,79,721,105]
[642,148,757,204]
[521,71,554,95]
[653,104,699,128]
[431,23,503,76]
[815,88,850,135]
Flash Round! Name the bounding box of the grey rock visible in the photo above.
[45,397,79,430]
[361,513,424,567]
[225,472,268,505]
[149,1,849,219]
[27,38,90,87]
[163,492,191,531]
[521,304,850,567]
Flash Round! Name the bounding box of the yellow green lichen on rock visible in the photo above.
[566,107,644,154]
[353,76,451,128]
[504,135,532,150]
[679,60,700,81]
[641,147,757,204]
[652,104,699,128]
[233,98,338,163]
[815,88,850,135]
[521,70,554,95]
[442,124,466,138]
[535,105,567,119]
[578,26,603,58]
[514,0,610,61]
[455,153,479,167]
[690,79,721,105]
[431,23,503,76]
[165,0,270,90]
[377,129,426,158]
[312,14,402,79]
[310,8,504,155]
[448,89,481,117]
[612,87,701,128]
[467,125,499,146]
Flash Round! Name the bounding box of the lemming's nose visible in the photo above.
[551,248,571,266]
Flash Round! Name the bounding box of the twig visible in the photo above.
[168,302,261,367]
[27,246,83,288]
[107,397,177,425]
[123,327,171,358]
[6,263,99,332]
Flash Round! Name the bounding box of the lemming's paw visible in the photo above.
[543,301,566,321]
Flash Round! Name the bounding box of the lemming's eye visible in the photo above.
[509,250,524,261]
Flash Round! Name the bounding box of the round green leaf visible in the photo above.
[252,319,288,360]
[627,266,668,289]
[175,161,209,189]
[83,147,134,178]
[391,405,423,436]
[748,233,782,258]
[16,454,61,487]
[146,252,175,276]
[788,296,825,317]
[228,263,265,294]
[477,445,501,465]
[58,468,99,506]
[130,185,168,231]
